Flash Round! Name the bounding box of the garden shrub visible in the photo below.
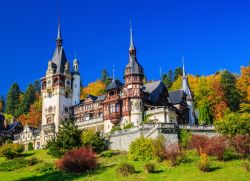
[222,147,240,161]
[27,157,38,166]
[0,157,27,171]
[232,134,250,158]
[123,122,134,129]
[189,135,208,154]
[152,136,166,162]
[28,142,34,151]
[203,136,227,161]
[47,120,82,158]
[110,126,121,133]
[116,163,135,176]
[0,143,24,159]
[38,162,56,173]
[144,162,155,173]
[128,137,154,161]
[198,152,210,172]
[81,129,106,153]
[179,129,192,149]
[56,147,97,173]
[164,143,183,167]
[101,150,113,158]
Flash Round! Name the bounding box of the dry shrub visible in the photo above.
[242,162,250,172]
[204,136,227,161]
[56,147,97,173]
[189,135,208,154]
[144,162,155,173]
[232,134,250,158]
[164,143,182,167]
[116,163,135,176]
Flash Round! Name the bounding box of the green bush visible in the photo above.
[123,123,134,129]
[152,136,166,162]
[144,162,155,173]
[28,142,34,151]
[81,129,106,153]
[116,163,135,176]
[0,158,27,171]
[128,137,154,161]
[101,150,113,157]
[223,148,240,161]
[179,129,192,149]
[27,157,38,166]
[0,143,24,159]
[111,126,121,133]
[214,112,250,136]
[47,120,82,157]
[38,162,56,173]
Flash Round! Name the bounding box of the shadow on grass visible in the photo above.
[209,166,221,172]
[153,169,164,174]
[16,162,117,181]
[20,152,35,157]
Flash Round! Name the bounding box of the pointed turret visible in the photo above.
[124,20,143,78]
[56,22,62,47]
[182,58,192,97]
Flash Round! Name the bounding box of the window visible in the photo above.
[75,84,77,88]
[65,92,69,98]
[116,103,119,112]
[48,91,52,98]
[110,104,115,113]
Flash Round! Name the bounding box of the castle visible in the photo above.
[13,23,197,150]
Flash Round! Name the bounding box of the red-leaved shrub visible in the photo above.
[164,143,182,166]
[203,136,227,161]
[189,135,209,154]
[56,147,97,173]
[232,134,250,158]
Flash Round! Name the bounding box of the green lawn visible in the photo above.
[0,149,249,181]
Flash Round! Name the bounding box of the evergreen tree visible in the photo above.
[0,96,5,113]
[174,67,183,81]
[221,70,240,112]
[19,84,36,114]
[5,83,21,117]
[101,69,112,86]
[33,80,41,94]
[47,120,82,157]
[162,70,174,88]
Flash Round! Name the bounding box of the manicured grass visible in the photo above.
[0,149,249,181]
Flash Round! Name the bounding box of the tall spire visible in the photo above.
[56,21,62,47]
[129,19,135,51]
[182,57,192,96]
[182,57,186,78]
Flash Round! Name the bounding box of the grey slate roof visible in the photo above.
[125,57,143,75]
[86,94,97,101]
[144,81,167,102]
[169,90,184,104]
[106,79,123,90]
[51,46,68,74]
[96,94,106,102]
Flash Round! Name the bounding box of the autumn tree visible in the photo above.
[174,67,183,81]
[81,80,106,99]
[236,65,250,102]
[5,83,21,117]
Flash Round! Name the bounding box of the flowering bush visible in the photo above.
[204,136,227,161]
[189,135,208,154]
[56,147,97,173]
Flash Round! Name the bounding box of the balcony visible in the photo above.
[75,117,103,128]
[42,123,55,133]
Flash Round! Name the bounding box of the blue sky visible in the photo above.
[1,0,250,97]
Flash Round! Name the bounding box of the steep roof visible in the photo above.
[169,90,185,104]
[51,47,67,74]
[144,81,167,102]
[125,57,143,75]
[106,79,123,91]
[96,94,106,102]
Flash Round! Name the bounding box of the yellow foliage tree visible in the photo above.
[236,65,250,102]
[81,80,106,99]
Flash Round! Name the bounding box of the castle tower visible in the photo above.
[124,21,144,126]
[40,23,73,145]
[72,54,80,105]
[182,60,196,125]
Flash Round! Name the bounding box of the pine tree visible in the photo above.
[33,80,41,94]
[5,83,21,117]
[19,84,36,114]
[101,69,112,86]
[221,70,240,112]
[174,67,183,81]
[0,96,5,113]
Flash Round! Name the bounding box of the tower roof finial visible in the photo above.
[56,20,62,47]
[112,64,115,80]
[182,57,186,78]
[129,19,135,51]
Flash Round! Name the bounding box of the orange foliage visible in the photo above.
[81,80,106,99]
[236,65,250,102]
